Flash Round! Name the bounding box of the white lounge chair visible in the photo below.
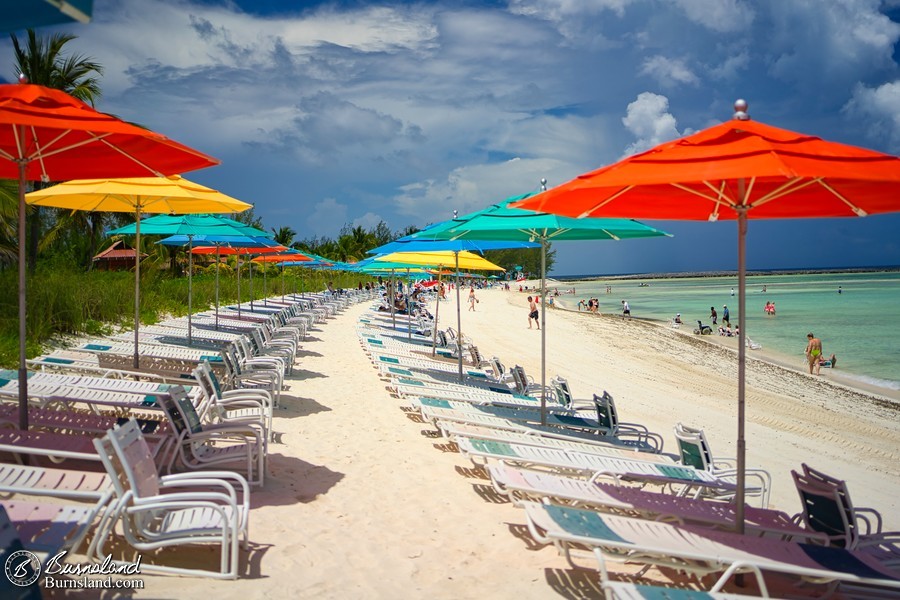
[522,501,900,597]
[92,419,250,579]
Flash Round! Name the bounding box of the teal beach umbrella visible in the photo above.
[405,191,671,423]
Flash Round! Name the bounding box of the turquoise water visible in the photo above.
[564,272,900,391]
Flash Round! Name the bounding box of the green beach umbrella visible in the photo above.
[405,191,671,423]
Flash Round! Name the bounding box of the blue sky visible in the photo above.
[4,0,900,276]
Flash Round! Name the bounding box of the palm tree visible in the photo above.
[272,226,296,247]
[11,29,103,271]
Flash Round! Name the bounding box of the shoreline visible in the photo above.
[551,265,900,281]
[551,296,900,403]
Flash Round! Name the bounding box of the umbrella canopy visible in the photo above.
[107,212,261,237]
[250,251,313,263]
[512,100,900,534]
[403,191,671,421]
[4,81,218,431]
[375,250,504,271]
[369,237,538,255]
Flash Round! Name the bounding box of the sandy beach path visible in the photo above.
[136,298,566,599]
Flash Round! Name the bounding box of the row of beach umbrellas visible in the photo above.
[3,81,900,539]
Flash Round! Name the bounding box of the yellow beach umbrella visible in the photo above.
[376,250,503,378]
[375,250,504,271]
[27,175,252,369]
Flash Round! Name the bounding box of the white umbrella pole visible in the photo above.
[263,261,267,306]
[390,269,396,330]
[455,253,462,381]
[432,271,442,357]
[736,203,748,535]
[133,208,141,370]
[281,263,285,302]
[17,161,28,431]
[187,234,193,345]
[540,238,548,426]
[406,268,411,342]
[214,245,220,330]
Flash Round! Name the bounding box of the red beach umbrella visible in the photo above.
[513,100,900,534]
[0,80,219,430]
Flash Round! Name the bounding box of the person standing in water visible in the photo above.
[805,333,823,375]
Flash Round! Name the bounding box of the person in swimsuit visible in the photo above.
[805,332,823,375]
[527,296,540,329]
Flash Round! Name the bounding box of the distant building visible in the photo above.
[92,240,146,271]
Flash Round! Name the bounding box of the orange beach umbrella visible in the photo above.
[513,100,900,534]
[0,81,218,431]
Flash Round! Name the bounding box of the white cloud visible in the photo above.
[639,55,699,88]
[708,50,750,80]
[392,157,569,224]
[621,92,685,156]
[306,198,349,234]
[353,212,386,230]
[674,0,755,33]
[842,81,900,152]
[765,0,900,88]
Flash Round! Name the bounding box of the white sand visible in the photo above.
[94,287,899,598]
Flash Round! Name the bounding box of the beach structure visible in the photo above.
[92,240,146,271]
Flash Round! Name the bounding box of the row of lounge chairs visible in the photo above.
[0,288,373,589]
[355,298,900,598]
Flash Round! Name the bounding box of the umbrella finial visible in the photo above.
[541,178,547,191]
[17,73,28,84]
[734,99,749,121]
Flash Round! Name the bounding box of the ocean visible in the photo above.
[558,271,900,393]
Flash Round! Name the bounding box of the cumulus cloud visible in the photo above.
[639,56,699,88]
[353,212,387,230]
[392,157,569,224]
[674,0,755,33]
[621,92,685,156]
[842,81,900,152]
[306,198,349,234]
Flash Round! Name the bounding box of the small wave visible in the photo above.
[839,372,900,392]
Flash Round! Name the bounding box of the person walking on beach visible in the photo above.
[805,333,824,375]
[722,305,730,327]
[710,306,718,325]
[527,296,540,329]
[468,286,477,311]
[621,300,631,320]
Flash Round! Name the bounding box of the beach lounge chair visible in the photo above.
[593,392,666,452]
[2,496,111,556]
[193,363,273,443]
[391,378,547,409]
[92,419,249,579]
[0,463,111,501]
[674,423,771,507]
[792,463,900,560]
[156,386,266,486]
[455,436,736,496]
[415,397,662,453]
[602,582,772,600]
[522,501,900,597]
[488,463,817,540]
[441,423,674,464]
